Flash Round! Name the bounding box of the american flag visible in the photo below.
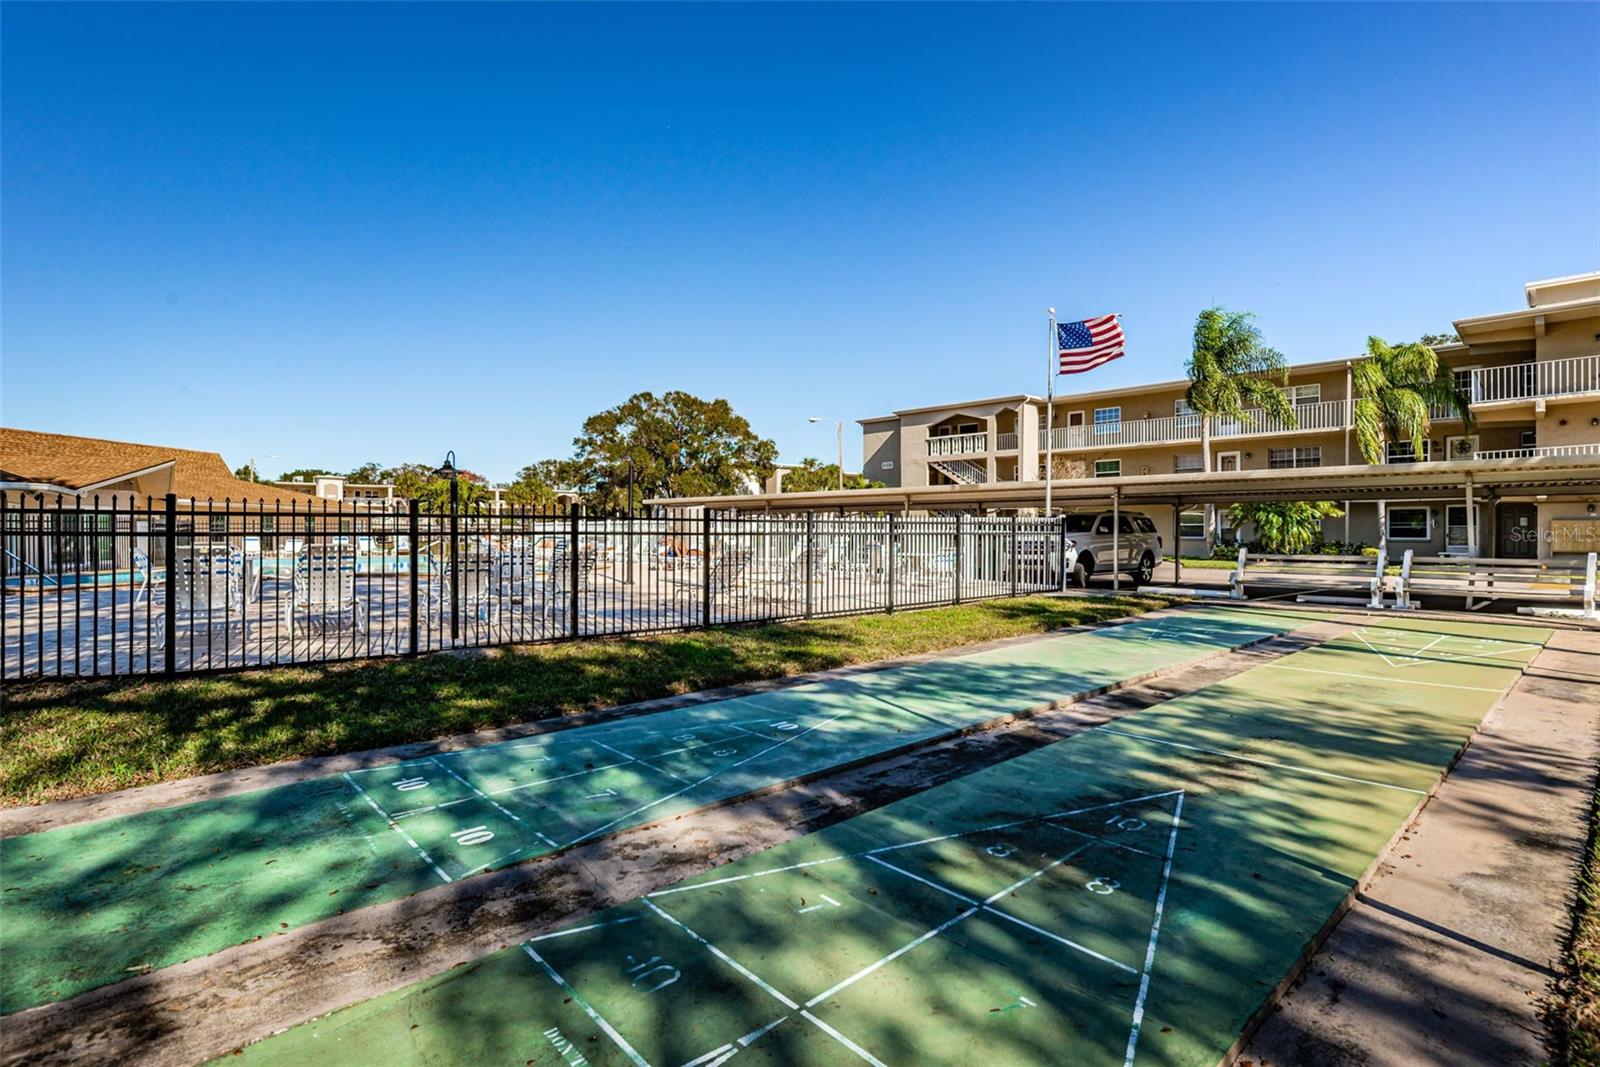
[1057,314,1124,374]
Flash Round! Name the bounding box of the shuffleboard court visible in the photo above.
[0,606,1298,1014]
[224,617,1549,1067]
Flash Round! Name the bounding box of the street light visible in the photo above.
[248,453,280,483]
[436,450,460,640]
[808,417,845,491]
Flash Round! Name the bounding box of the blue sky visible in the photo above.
[4,3,1596,483]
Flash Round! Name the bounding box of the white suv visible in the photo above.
[1062,511,1163,588]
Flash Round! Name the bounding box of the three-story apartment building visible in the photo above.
[860,272,1600,557]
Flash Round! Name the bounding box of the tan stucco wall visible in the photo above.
[861,423,901,487]
[1537,318,1599,362]
[1537,400,1600,447]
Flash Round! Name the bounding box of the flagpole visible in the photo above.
[1044,308,1056,517]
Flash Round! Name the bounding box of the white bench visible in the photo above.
[1394,551,1597,618]
[1229,548,1388,609]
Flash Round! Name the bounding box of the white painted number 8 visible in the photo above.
[1085,877,1119,895]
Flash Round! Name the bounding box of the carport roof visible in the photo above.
[648,455,1600,511]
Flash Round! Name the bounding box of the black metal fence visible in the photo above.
[2,493,1070,681]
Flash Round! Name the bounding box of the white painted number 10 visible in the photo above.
[624,954,681,993]
[1085,877,1120,895]
[1103,814,1146,833]
[451,826,495,846]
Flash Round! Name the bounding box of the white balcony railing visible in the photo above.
[1472,443,1600,462]
[995,432,1019,451]
[1040,399,1350,451]
[927,432,988,457]
[1468,354,1600,404]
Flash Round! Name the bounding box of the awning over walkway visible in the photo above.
[648,455,1600,512]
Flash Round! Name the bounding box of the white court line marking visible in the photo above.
[568,703,863,847]
[980,906,1137,975]
[680,1045,733,1067]
[342,773,452,884]
[1257,663,1504,693]
[1123,793,1185,1067]
[649,791,1183,901]
[527,915,642,942]
[1352,628,1539,671]
[388,796,473,820]
[1097,729,1427,795]
[797,894,843,914]
[522,944,651,1067]
[866,791,1183,858]
[429,756,523,823]
[594,739,689,783]
[803,906,980,1008]
[866,856,978,905]
[648,856,855,898]
[642,900,799,1009]
[799,1011,888,1067]
[482,760,634,797]
[738,1015,789,1046]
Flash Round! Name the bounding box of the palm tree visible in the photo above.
[1351,336,1474,465]
[1184,308,1296,547]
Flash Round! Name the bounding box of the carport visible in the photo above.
[652,454,1600,589]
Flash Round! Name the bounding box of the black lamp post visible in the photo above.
[437,450,460,640]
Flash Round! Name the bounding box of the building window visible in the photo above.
[1178,511,1205,539]
[1173,454,1203,473]
[1386,440,1433,464]
[1093,407,1121,434]
[1093,459,1121,478]
[1174,399,1197,418]
[1387,507,1431,541]
[1282,384,1321,406]
[1444,505,1477,551]
[1520,430,1536,448]
[208,514,229,536]
[1267,446,1321,469]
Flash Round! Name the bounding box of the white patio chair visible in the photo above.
[163,548,250,648]
[284,550,366,634]
[539,539,598,630]
[427,549,502,625]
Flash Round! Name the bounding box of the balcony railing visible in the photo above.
[927,432,988,456]
[995,432,1019,451]
[1467,353,1600,404]
[1041,399,1349,451]
[1472,443,1600,462]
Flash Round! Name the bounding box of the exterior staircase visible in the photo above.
[929,458,987,485]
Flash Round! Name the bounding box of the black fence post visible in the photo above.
[886,513,897,614]
[407,499,420,656]
[163,493,177,676]
[953,512,963,605]
[701,509,713,628]
[1010,513,1019,598]
[569,505,581,639]
[1058,513,1070,592]
[448,495,461,643]
[804,511,816,619]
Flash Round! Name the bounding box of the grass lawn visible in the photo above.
[1165,556,1238,570]
[1551,788,1600,1064]
[1,593,1167,807]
